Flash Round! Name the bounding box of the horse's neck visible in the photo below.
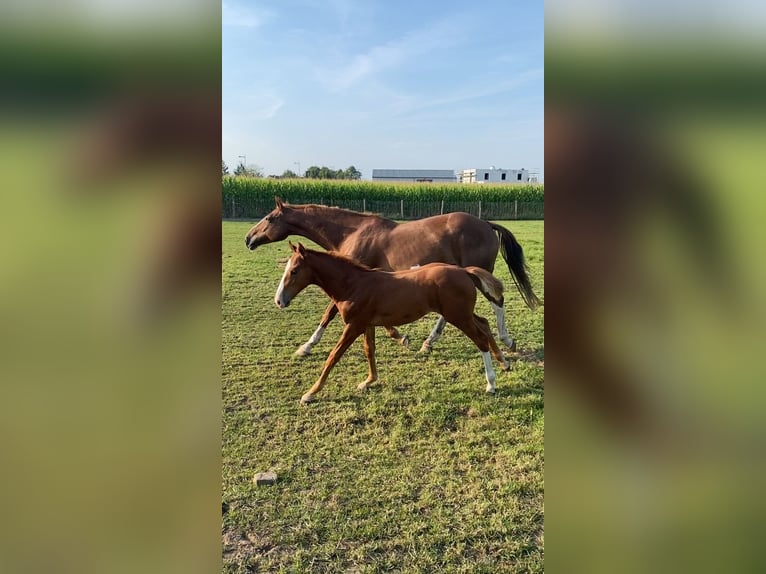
[308,252,365,300]
[284,207,365,251]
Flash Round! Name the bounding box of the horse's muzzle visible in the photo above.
[274,296,290,309]
[245,235,259,250]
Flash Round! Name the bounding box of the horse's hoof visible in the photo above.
[507,339,517,352]
[400,335,410,348]
[295,345,312,357]
[485,385,496,394]
[419,342,432,354]
[501,360,511,372]
[300,394,314,405]
[357,382,368,391]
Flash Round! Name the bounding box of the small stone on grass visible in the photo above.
[253,471,277,486]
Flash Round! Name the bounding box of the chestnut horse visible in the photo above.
[247,198,539,355]
[275,242,510,404]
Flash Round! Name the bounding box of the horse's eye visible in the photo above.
[265,215,274,223]
[290,269,298,275]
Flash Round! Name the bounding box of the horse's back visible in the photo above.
[387,212,499,270]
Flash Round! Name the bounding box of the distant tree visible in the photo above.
[234,162,263,178]
[247,164,264,178]
[304,165,321,179]
[222,159,229,176]
[233,161,248,176]
[344,165,362,180]
[282,169,298,178]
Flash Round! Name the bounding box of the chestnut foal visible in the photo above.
[274,242,510,404]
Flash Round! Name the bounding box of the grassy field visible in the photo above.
[222,219,544,573]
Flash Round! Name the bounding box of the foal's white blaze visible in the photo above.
[274,259,293,308]
[492,302,514,348]
[482,351,496,394]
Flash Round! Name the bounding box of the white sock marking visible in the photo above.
[492,302,514,346]
[482,351,496,393]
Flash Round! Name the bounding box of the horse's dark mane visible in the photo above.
[288,203,397,228]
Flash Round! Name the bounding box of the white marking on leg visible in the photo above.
[482,351,496,394]
[297,325,325,355]
[274,260,293,308]
[492,302,514,348]
[421,315,445,352]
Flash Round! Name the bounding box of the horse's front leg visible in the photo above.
[301,323,363,405]
[357,326,378,391]
[295,302,338,356]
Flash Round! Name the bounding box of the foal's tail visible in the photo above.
[488,223,541,310]
[466,267,505,307]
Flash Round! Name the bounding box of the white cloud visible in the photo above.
[321,14,465,92]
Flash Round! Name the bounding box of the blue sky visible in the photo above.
[223,0,543,180]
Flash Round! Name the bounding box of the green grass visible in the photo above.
[222,220,544,573]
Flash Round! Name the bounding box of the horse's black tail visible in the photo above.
[489,223,541,310]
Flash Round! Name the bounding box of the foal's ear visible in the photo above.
[297,242,306,255]
[288,240,297,252]
[275,196,284,210]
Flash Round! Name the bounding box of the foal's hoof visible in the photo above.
[399,335,410,348]
[295,345,312,357]
[300,393,314,405]
[419,341,432,354]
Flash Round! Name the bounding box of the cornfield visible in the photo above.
[222,177,544,220]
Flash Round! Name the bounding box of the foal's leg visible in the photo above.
[491,299,517,351]
[296,302,338,356]
[384,326,409,348]
[420,315,446,353]
[474,314,510,372]
[447,314,500,394]
[357,326,378,391]
[301,323,363,404]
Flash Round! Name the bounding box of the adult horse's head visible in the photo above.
[274,242,314,309]
[245,197,291,250]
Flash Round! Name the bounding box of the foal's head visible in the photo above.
[245,197,290,250]
[274,242,314,309]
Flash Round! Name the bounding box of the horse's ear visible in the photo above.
[275,196,284,210]
[289,240,296,252]
[297,242,306,255]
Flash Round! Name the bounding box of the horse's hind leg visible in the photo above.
[474,314,510,372]
[491,298,516,351]
[296,301,338,356]
[357,326,378,391]
[420,315,446,353]
[447,314,499,394]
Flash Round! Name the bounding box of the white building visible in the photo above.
[458,167,535,184]
[372,169,456,183]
